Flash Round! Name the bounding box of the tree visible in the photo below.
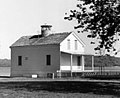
[65,0,120,55]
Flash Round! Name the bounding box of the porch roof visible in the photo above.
[61,51,94,56]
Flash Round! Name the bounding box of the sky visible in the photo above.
[1,0,119,59]
[0,0,78,59]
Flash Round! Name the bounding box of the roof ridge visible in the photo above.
[23,32,71,38]
[33,32,69,44]
[50,32,71,35]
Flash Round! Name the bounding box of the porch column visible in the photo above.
[92,55,94,71]
[82,55,84,71]
[70,54,73,77]
[59,52,61,78]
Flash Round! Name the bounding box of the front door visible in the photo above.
[77,56,81,66]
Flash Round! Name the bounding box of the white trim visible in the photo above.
[61,66,70,70]
[61,51,94,56]
[60,32,86,47]
[60,32,72,45]
[60,66,82,71]
[72,31,86,47]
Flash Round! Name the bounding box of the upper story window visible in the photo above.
[46,55,51,66]
[67,39,70,50]
[18,56,22,66]
[75,40,78,50]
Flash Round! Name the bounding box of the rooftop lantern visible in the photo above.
[41,24,52,37]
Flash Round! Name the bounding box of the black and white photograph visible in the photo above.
[0,0,120,98]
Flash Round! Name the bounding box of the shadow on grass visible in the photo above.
[0,81,120,97]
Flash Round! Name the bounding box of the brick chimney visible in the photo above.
[41,24,52,37]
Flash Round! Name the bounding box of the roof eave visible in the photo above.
[72,31,86,47]
[10,43,60,48]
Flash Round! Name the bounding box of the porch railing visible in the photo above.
[60,66,82,71]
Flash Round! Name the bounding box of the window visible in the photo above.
[77,56,81,66]
[75,40,78,50]
[67,39,70,50]
[18,56,22,66]
[46,55,51,65]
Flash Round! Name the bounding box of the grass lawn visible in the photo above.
[0,90,117,98]
[0,81,119,98]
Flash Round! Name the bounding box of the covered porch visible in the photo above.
[58,51,94,77]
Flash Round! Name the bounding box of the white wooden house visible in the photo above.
[10,25,94,77]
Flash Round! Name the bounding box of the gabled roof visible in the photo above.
[72,32,86,47]
[11,32,71,47]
